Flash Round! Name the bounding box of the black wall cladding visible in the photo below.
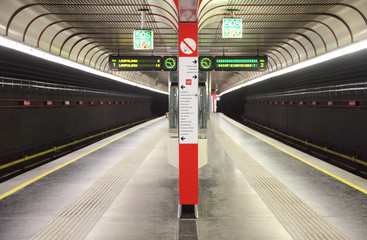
[219,48,367,161]
[0,46,168,174]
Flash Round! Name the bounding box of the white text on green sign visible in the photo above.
[134,30,154,50]
[222,19,242,38]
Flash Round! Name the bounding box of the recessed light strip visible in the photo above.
[220,39,367,96]
[0,36,168,95]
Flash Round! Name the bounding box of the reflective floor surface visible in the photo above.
[1,114,366,240]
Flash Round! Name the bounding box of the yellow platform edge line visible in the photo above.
[0,118,149,171]
[222,114,367,195]
[0,118,161,201]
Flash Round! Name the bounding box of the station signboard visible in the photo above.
[214,56,268,71]
[109,56,161,71]
[178,57,198,144]
[222,19,242,38]
[134,30,154,50]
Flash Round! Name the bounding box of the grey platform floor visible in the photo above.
[0,114,366,240]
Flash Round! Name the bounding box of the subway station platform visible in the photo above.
[1,114,367,240]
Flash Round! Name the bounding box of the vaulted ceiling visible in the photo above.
[1,0,366,93]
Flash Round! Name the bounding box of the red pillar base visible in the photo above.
[179,144,198,204]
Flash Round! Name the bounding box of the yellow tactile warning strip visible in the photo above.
[242,117,366,166]
[211,119,347,240]
[31,124,166,240]
[0,117,163,201]
[0,118,152,172]
[221,114,367,195]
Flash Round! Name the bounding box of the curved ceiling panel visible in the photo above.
[198,0,367,92]
[1,0,366,93]
[1,0,179,92]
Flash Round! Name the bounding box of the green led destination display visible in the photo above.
[109,56,162,71]
[134,30,154,50]
[214,56,268,71]
[162,56,177,71]
[109,55,268,72]
[199,56,214,71]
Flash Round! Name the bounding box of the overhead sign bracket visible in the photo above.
[138,8,149,29]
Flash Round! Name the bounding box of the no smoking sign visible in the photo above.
[180,38,197,55]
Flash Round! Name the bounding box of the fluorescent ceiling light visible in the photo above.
[0,36,168,95]
[220,39,367,96]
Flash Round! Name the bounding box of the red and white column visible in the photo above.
[178,21,199,210]
[174,0,202,218]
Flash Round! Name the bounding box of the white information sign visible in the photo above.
[179,57,198,144]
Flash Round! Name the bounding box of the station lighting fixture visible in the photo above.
[0,36,167,95]
[220,38,367,96]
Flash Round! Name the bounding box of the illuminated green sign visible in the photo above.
[222,19,242,38]
[199,56,214,71]
[214,56,268,71]
[134,30,154,50]
[109,56,161,71]
[162,56,177,71]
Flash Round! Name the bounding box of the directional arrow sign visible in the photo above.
[181,137,185,141]
[179,57,198,144]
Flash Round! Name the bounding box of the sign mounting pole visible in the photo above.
[177,0,199,218]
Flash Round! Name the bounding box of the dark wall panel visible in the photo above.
[0,47,168,179]
[244,104,367,158]
[0,88,155,160]
[218,90,245,121]
[220,49,367,162]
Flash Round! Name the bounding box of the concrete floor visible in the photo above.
[1,114,367,240]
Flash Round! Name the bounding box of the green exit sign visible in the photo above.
[222,19,242,38]
[134,30,154,50]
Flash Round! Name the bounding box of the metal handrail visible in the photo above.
[249,82,367,100]
[0,76,147,99]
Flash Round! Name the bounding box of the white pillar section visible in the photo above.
[179,56,198,144]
